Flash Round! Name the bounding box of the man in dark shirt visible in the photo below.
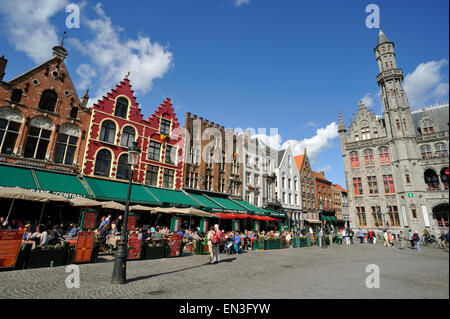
[114,215,123,232]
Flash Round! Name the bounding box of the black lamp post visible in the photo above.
[111,141,141,284]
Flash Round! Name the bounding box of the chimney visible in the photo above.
[320,171,325,177]
[0,56,7,81]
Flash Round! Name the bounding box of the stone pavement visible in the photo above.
[0,242,448,299]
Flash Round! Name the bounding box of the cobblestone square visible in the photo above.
[0,242,447,299]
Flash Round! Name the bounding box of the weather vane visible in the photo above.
[60,31,68,46]
[125,71,131,78]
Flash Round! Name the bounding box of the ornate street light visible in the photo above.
[111,141,141,284]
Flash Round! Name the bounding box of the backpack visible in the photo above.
[212,230,222,245]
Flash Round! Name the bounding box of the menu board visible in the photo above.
[82,211,97,230]
[0,230,24,269]
[73,231,95,263]
[169,233,182,257]
[127,232,142,260]
[127,215,136,231]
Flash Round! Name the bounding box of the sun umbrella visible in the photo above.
[129,204,155,212]
[101,201,126,211]
[69,197,103,207]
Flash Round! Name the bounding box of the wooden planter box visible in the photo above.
[144,245,165,259]
[28,248,66,269]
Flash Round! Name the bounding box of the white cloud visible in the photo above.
[317,165,332,173]
[253,122,339,163]
[404,59,449,107]
[76,64,97,90]
[361,93,375,108]
[0,0,69,63]
[68,3,174,106]
[304,121,319,128]
[234,0,251,7]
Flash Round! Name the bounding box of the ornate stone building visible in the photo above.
[0,44,91,175]
[338,30,449,235]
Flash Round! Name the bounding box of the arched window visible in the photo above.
[114,97,129,119]
[411,204,417,219]
[435,143,447,158]
[420,145,432,159]
[379,147,390,164]
[99,120,116,144]
[53,124,80,165]
[441,168,449,190]
[424,169,440,191]
[94,149,112,177]
[23,117,53,160]
[11,89,23,103]
[0,108,23,155]
[38,89,57,113]
[116,154,130,180]
[120,126,136,148]
[364,149,374,166]
[350,151,359,167]
[361,127,370,140]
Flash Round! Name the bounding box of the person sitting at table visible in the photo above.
[48,225,62,246]
[29,224,49,247]
[65,223,79,238]
[23,224,33,240]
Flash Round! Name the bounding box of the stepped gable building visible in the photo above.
[333,183,350,227]
[294,150,319,227]
[0,44,91,174]
[82,77,184,189]
[182,113,242,199]
[338,30,449,235]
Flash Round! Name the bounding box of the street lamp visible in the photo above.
[111,141,141,284]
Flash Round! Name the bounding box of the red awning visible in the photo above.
[248,215,279,222]
[213,213,249,219]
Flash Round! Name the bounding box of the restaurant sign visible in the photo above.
[73,231,95,263]
[0,230,24,269]
[127,232,142,260]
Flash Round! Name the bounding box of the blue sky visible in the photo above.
[0,0,448,189]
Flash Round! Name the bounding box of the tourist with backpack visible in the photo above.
[413,231,421,251]
[211,224,222,263]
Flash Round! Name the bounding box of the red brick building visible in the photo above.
[0,45,91,174]
[313,171,333,212]
[82,77,184,189]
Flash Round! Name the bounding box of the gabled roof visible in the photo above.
[333,184,347,193]
[312,171,330,183]
[277,149,286,168]
[294,155,304,172]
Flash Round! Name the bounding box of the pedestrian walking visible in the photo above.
[206,226,216,264]
[413,231,421,251]
[383,230,390,247]
[408,229,415,248]
[399,230,406,249]
[213,224,222,263]
[349,229,354,244]
[358,228,364,244]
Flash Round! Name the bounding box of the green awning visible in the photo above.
[84,177,160,205]
[145,187,201,207]
[34,170,91,198]
[204,195,248,213]
[329,216,337,222]
[231,200,266,215]
[265,210,287,218]
[184,193,223,211]
[321,215,330,221]
[0,165,37,189]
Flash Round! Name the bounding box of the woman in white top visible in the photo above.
[30,225,48,247]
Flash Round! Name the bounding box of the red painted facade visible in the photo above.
[82,77,184,189]
[313,171,332,211]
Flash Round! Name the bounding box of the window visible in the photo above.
[383,174,395,193]
[120,126,136,148]
[99,121,116,144]
[0,119,20,154]
[114,97,129,119]
[94,149,111,177]
[38,90,57,113]
[116,154,130,180]
[350,151,359,167]
[289,193,292,205]
[255,174,259,185]
[405,174,411,184]
[367,176,378,194]
[395,119,400,130]
[69,107,78,119]
[356,207,367,226]
[165,145,176,164]
[422,120,435,134]
[53,134,78,165]
[11,89,23,103]
[379,147,390,164]
[364,149,374,166]
[255,157,259,168]
[205,173,213,191]
[435,143,448,158]
[362,127,370,140]
[411,205,417,219]
[254,195,259,206]
[370,206,382,227]
[145,165,159,187]
[353,178,363,195]
[441,168,449,190]
[403,119,407,130]
[160,119,171,135]
[388,206,400,227]
[163,168,175,189]
[424,169,440,190]
[23,126,51,159]
[282,175,286,188]
[219,178,225,193]
[355,134,359,141]
[148,140,161,161]
[420,145,432,159]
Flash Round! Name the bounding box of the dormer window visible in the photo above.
[114,97,129,119]
[160,119,171,135]
[422,120,435,134]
